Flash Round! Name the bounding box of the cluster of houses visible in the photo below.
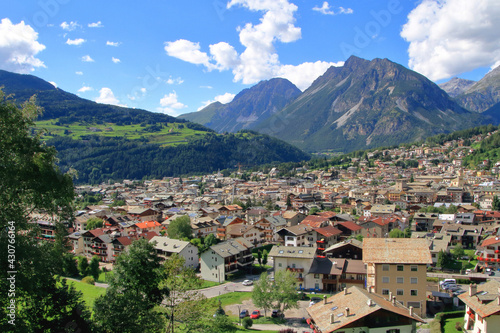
[27,131,500,330]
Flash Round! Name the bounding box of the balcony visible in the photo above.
[322,278,337,284]
[297,277,304,282]
[339,278,365,285]
[287,267,304,273]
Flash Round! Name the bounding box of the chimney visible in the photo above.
[389,291,393,301]
[330,313,335,324]
[409,306,414,317]
[367,285,372,293]
[344,287,348,295]
[367,299,373,306]
[323,294,327,305]
[469,284,477,297]
[392,296,396,306]
[345,307,350,316]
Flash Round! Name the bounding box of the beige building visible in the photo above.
[149,236,199,269]
[269,246,316,290]
[459,280,500,333]
[363,238,432,317]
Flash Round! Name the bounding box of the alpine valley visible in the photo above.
[0,70,310,184]
[180,56,500,152]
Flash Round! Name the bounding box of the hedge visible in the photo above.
[431,311,465,333]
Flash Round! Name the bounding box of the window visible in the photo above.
[411,290,418,296]
[411,277,418,284]
[411,265,418,272]
[382,276,390,283]
[382,264,389,271]
[315,283,320,289]
[397,289,404,296]
[278,263,282,267]
[397,277,404,284]
[407,301,420,308]
[382,289,389,295]
[314,274,320,279]
[397,265,404,271]
[386,330,400,333]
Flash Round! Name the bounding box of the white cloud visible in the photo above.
[157,91,187,115]
[164,0,340,90]
[81,55,94,62]
[166,77,184,85]
[75,71,83,75]
[198,92,236,111]
[200,85,213,89]
[401,0,500,81]
[128,87,146,101]
[78,86,93,93]
[164,39,212,67]
[0,18,46,73]
[49,81,57,88]
[66,38,86,46]
[111,57,120,63]
[106,41,121,47]
[278,60,344,90]
[88,21,103,28]
[313,2,353,15]
[60,21,79,31]
[95,87,124,106]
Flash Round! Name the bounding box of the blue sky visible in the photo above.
[2,0,500,116]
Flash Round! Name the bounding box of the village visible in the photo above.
[32,130,500,332]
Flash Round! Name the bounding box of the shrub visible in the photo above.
[82,276,95,285]
[455,321,463,331]
[242,317,253,329]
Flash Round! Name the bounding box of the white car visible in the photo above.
[242,280,253,286]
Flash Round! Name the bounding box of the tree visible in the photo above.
[493,195,500,211]
[437,250,452,269]
[93,239,168,332]
[272,270,300,313]
[262,249,269,266]
[86,217,104,230]
[62,253,79,277]
[309,207,320,215]
[257,250,262,266]
[160,253,210,333]
[342,197,350,204]
[252,272,274,317]
[453,244,465,260]
[88,256,101,281]
[0,92,90,332]
[167,215,192,239]
[78,256,89,277]
[389,229,404,238]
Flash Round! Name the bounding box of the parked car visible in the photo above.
[465,269,472,275]
[439,279,456,287]
[239,309,249,319]
[443,283,459,291]
[242,280,253,286]
[250,310,260,319]
[271,309,284,318]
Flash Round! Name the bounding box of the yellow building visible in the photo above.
[363,238,432,317]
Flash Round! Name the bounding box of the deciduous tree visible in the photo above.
[167,215,192,239]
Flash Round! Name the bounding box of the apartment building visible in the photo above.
[363,238,432,317]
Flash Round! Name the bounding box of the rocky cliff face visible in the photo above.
[439,77,476,98]
[255,56,482,152]
[179,78,301,133]
[455,65,500,112]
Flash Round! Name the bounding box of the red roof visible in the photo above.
[315,225,342,237]
[135,221,161,229]
[301,215,330,228]
[337,221,362,231]
[481,237,500,247]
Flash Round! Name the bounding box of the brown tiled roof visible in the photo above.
[307,286,424,332]
[363,238,432,264]
[459,280,500,318]
[315,225,342,237]
[337,221,362,231]
[481,236,500,247]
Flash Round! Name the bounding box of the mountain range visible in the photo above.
[183,56,497,152]
[0,70,310,183]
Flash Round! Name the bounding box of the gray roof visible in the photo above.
[210,237,254,258]
[269,246,316,259]
[149,236,193,254]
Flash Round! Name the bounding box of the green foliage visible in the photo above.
[167,215,192,239]
[389,229,405,238]
[93,239,167,333]
[452,244,465,260]
[242,317,253,329]
[62,253,79,277]
[252,272,274,317]
[437,250,453,269]
[88,256,101,281]
[0,91,90,332]
[47,130,310,184]
[82,276,95,285]
[272,270,300,312]
[493,195,500,211]
[86,217,104,230]
[78,256,89,277]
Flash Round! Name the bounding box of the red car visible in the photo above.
[250,310,260,319]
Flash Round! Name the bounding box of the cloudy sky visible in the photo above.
[2,0,500,116]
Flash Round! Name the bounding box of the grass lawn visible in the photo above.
[443,317,464,333]
[199,280,221,289]
[217,291,252,308]
[97,270,113,283]
[64,278,106,310]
